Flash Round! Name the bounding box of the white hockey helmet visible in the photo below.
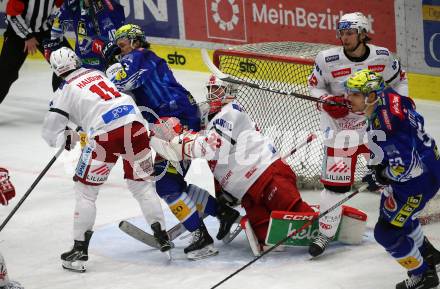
[337,12,371,38]
[49,47,81,77]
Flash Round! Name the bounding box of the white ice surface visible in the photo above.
[0,60,439,289]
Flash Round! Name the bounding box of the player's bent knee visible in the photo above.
[374,217,405,247]
[74,181,99,202]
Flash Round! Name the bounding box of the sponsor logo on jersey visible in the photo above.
[388,93,404,120]
[245,166,258,179]
[376,49,390,56]
[325,157,352,183]
[325,55,339,62]
[76,146,93,178]
[373,117,381,129]
[232,103,243,111]
[220,170,233,187]
[87,164,110,184]
[331,68,351,78]
[391,195,422,227]
[380,109,393,130]
[384,193,397,212]
[319,222,332,230]
[213,118,233,131]
[102,105,135,124]
[368,64,385,73]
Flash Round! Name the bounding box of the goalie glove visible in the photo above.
[0,168,16,205]
[150,131,199,162]
[318,95,350,119]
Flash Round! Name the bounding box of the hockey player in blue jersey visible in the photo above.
[44,0,125,71]
[345,69,440,289]
[105,24,240,260]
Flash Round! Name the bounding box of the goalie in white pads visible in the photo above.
[151,75,314,250]
[0,168,24,289]
[41,47,170,272]
[307,12,409,257]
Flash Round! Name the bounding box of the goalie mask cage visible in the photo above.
[212,41,439,224]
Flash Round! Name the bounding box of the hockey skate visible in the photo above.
[151,222,172,252]
[184,223,218,260]
[61,230,93,273]
[308,232,331,258]
[216,203,240,240]
[421,237,440,271]
[396,268,439,289]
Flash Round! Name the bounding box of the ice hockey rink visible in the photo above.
[0,60,439,289]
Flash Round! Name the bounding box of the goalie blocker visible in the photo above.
[242,205,367,256]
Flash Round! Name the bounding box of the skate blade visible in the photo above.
[222,222,243,244]
[62,260,86,273]
[186,245,219,261]
[165,250,172,261]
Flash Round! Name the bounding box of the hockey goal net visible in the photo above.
[212,41,440,224]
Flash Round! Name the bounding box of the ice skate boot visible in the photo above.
[151,222,172,252]
[308,232,331,258]
[61,230,93,273]
[184,222,218,260]
[216,203,240,240]
[396,268,439,289]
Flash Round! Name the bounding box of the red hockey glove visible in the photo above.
[0,168,16,205]
[319,95,350,119]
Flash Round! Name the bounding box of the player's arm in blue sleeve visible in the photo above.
[112,51,152,91]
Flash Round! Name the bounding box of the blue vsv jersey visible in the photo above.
[112,48,200,130]
[368,87,440,183]
[51,0,125,70]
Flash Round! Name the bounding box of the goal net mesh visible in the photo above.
[213,41,439,224]
[213,42,368,189]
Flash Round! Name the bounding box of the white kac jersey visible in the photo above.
[42,68,146,147]
[308,44,408,146]
[192,101,279,201]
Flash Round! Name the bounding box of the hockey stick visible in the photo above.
[281,133,316,160]
[210,184,368,289]
[201,49,348,107]
[0,127,80,232]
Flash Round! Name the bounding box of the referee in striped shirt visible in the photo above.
[0,0,71,104]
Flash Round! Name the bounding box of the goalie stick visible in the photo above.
[201,49,349,108]
[210,184,368,289]
[119,215,243,250]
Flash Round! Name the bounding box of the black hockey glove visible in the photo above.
[64,128,80,151]
[102,41,121,66]
[362,164,392,192]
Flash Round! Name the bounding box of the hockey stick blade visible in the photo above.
[119,221,163,249]
[210,184,368,289]
[201,49,347,107]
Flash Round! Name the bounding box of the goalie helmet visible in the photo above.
[345,69,384,97]
[49,47,81,77]
[115,24,149,47]
[205,75,236,115]
[337,12,371,38]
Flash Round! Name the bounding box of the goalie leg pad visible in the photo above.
[241,216,263,257]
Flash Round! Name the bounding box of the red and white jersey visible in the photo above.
[192,101,280,201]
[308,44,408,146]
[42,68,146,147]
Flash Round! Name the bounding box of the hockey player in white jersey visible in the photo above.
[307,12,409,257]
[151,76,314,248]
[0,168,24,289]
[42,47,170,272]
